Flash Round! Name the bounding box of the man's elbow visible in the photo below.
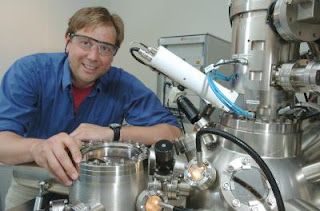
[165,124,183,140]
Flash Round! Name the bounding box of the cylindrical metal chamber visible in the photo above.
[229,0,297,119]
[184,113,320,210]
[69,141,149,211]
[186,144,318,210]
[217,113,301,158]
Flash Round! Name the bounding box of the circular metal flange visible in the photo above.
[273,0,320,42]
[81,141,148,166]
[79,141,149,178]
[136,189,168,211]
[220,157,277,210]
[184,158,216,190]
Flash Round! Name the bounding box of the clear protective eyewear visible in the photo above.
[69,33,118,56]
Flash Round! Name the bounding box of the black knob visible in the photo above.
[154,140,174,175]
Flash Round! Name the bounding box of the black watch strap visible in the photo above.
[109,124,121,141]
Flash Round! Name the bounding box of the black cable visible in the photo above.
[214,59,242,67]
[228,4,232,27]
[291,105,310,112]
[177,108,186,134]
[162,82,186,133]
[139,42,149,49]
[304,93,308,102]
[173,206,194,211]
[163,82,172,107]
[196,128,285,211]
[129,47,156,70]
[300,111,320,120]
[266,1,280,35]
[130,47,173,80]
[130,47,186,133]
[196,131,202,153]
[129,47,175,84]
[130,47,148,66]
[233,176,263,199]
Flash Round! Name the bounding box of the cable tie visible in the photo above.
[204,64,215,74]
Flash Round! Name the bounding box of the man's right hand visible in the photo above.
[30,132,82,186]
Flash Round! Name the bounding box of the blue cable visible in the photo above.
[206,71,253,118]
[208,74,250,116]
[207,72,252,117]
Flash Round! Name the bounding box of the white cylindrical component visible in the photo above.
[150,46,238,112]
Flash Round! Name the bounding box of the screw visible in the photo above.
[232,199,241,207]
[223,182,230,190]
[251,206,259,211]
[268,197,276,205]
[227,165,234,172]
[242,158,250,165]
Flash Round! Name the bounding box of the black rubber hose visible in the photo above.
[196,128,285,211]
[266,1,279,35]
[196,132,202,153]
[173,206,194,211]
[129,47,148,67]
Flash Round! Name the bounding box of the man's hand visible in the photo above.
[30,132,82,186]
[70,123,113,141]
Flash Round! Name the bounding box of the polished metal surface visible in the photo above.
[217,114,301,158]
[12,162,68,195]
[302,162,320,183]
[136,189,168,211]
[273,0,320,42]
[302,120,320,164]
[276,61,320,93]
[179,0,320,209]
[184,158,216,191]
[303,139,320,164]
[6,192,67,211]
[219,157,276,211]
[284,199,320,211]
[69,141,149,211]
[229,0,297,120]
[186,145,317,210]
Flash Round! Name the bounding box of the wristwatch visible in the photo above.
[109,123,121,141]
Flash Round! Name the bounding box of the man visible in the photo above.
[0,7,182,208]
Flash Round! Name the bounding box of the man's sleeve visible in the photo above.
[0,58,38,135]
[122,74,180,128]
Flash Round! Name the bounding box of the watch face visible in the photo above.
[109,123,121,128]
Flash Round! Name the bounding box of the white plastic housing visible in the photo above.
[150,46,238,112]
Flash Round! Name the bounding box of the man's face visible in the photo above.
[65,25,117,88]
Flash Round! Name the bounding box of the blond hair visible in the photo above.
[66,7,124,47]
